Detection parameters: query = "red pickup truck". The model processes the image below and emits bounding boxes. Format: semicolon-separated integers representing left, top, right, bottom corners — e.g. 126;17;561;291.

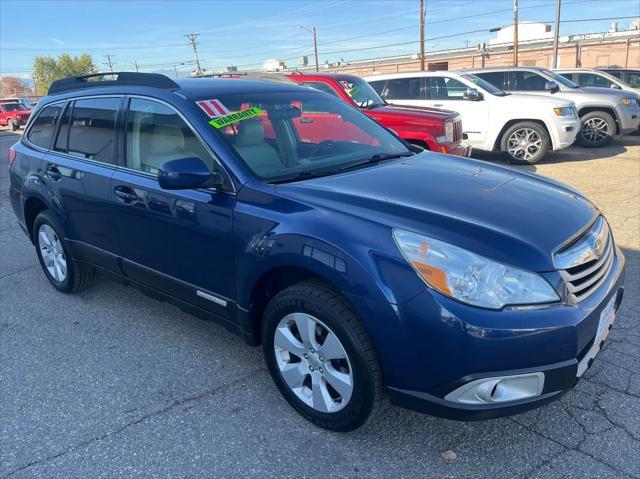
0;102;31;131
284;73;469;157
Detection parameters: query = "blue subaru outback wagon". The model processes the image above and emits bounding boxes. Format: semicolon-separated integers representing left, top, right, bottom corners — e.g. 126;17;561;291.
9;73;625;431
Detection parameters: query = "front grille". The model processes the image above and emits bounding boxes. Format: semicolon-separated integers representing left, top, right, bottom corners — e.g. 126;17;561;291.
452;118;463;143
556;217;615;303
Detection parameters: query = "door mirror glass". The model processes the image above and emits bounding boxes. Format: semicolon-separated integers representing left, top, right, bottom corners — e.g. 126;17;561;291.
158;157;223;190
545;80;560;93
463;88;482;101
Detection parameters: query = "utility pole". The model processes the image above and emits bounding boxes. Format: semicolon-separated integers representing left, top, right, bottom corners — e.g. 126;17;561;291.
103;54;115;73
185;33;203;76
551;0;562;68
300;26;319;72
513;0;519;66
174;65;179;79
131;61;139;72
419;0;425;71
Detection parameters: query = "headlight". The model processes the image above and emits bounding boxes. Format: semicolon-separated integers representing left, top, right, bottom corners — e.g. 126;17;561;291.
393;229;560;309
620;97;638;106
553;107;574;116
437;121;454;144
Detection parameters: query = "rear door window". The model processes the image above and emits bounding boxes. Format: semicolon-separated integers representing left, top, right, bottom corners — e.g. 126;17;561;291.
26;103;64;149
66;97;120;164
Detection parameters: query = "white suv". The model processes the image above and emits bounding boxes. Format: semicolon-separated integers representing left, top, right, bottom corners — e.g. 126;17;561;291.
365;71;580;164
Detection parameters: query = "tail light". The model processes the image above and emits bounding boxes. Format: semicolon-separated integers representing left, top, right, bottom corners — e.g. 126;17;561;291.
8;146;16;167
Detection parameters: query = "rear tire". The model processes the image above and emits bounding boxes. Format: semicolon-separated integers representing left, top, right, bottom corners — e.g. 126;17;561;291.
262;279;383;431
500;121;549;164
576;111;615;147
33;211;94;293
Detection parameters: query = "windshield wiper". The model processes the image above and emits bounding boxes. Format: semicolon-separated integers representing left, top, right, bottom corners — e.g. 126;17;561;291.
339;151;414;171
267;170;336;184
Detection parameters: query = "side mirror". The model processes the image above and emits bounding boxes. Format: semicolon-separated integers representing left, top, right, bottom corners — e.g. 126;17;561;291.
611;83;622;89
158;157;223;190
545;80;560;93
463;88;483;101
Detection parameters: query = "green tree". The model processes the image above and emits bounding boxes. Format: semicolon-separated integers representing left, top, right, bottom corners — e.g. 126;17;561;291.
33;53;96;95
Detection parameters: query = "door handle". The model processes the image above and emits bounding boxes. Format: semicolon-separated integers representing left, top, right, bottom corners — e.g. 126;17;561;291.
114;185;138;203
433;104;444;107
45;165;62;181
299;118;314;124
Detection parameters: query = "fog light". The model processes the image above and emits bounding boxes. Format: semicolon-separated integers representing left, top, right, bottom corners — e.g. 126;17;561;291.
444;372;545;405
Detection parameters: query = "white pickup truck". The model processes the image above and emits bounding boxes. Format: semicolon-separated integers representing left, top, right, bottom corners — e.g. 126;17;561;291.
365;71;580;164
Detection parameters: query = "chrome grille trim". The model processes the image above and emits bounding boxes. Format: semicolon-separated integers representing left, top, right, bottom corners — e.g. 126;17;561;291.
557;216;615;303
453;118;463;143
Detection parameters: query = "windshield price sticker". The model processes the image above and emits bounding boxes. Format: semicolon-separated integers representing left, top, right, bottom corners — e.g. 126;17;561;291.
208;107;265;129
197;99;232;118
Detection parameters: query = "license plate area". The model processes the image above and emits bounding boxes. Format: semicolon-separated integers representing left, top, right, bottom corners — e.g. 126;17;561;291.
576;293;617;377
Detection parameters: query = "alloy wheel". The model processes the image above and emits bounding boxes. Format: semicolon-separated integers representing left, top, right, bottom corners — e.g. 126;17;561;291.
507;128;542;161
580;117;610;144
38;224;67;282
273;312;353;413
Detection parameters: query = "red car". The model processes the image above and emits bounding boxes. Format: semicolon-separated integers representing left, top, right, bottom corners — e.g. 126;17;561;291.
0;102;31;131
284;72;470;157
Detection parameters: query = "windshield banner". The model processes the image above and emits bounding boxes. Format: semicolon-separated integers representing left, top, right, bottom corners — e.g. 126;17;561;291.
208;107;265;129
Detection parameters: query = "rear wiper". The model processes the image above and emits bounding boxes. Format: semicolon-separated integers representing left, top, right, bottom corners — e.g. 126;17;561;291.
339;151;414;171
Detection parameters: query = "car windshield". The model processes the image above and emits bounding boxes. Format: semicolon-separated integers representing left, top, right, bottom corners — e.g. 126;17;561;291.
204;91;410;182
461;74;508;96
337;77;386;108
542;69;580;88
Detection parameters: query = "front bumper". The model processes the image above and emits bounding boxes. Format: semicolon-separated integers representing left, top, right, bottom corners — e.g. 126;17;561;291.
617;104;640;135
347;247;625;421
443;142;472;157
550;117;580;150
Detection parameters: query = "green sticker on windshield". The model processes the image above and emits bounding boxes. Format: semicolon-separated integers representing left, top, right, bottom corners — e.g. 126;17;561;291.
208;107;264;129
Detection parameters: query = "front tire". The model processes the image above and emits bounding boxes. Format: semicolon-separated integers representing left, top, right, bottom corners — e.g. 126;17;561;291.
8;119;18;131
262;279;383;431
576;111;615;147
500;121;549;164
33;211;94;293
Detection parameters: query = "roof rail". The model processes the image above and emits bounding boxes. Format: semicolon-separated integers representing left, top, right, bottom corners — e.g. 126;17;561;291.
48;72;180;95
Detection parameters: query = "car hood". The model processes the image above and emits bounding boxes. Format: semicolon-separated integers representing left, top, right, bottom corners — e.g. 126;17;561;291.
568;86;635;99
369;104;458;120
277;154;596;271
502;92;575;107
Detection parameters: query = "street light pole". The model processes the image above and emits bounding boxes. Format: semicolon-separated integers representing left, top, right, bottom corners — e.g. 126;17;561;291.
300;26;319;72
552;0;562;68
513;0;519;66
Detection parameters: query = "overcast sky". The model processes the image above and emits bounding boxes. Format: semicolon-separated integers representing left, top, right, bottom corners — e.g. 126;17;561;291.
1;0;639;78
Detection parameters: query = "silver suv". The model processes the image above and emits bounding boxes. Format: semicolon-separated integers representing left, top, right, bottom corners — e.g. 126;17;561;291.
466;67;640;148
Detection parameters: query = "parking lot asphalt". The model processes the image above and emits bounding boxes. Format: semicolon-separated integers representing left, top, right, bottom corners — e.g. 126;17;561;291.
1;130;639;479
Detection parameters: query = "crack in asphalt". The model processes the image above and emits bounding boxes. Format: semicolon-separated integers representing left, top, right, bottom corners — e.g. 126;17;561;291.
0;264;38;280
515;385;639;479
1;368;267;478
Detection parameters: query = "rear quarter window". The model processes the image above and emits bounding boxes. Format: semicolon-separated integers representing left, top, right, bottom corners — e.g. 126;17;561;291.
26;104;64;149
